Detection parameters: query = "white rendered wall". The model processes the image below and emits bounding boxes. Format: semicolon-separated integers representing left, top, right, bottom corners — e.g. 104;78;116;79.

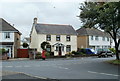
0;32;14;42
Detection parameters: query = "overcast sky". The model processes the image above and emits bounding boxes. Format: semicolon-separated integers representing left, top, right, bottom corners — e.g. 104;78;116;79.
0;0;86;39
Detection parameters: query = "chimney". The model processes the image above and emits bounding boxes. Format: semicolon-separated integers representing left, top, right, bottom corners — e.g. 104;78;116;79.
33;17;37;24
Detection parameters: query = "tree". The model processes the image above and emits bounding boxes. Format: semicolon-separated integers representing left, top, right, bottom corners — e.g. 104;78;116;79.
79;2;120;60
22;42;29;48
41;41;50;50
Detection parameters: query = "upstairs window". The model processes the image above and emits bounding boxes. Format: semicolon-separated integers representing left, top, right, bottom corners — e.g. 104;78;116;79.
91;36;94;40
95;36;99;41
46;35;51;41
56;35;60;41
66;35;70;41
102;37;105;41
107;37;109;41
4;32;10;39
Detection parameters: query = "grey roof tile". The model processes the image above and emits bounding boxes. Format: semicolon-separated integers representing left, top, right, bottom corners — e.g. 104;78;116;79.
76;27;110;37
0;18;21;34
35;23;77;35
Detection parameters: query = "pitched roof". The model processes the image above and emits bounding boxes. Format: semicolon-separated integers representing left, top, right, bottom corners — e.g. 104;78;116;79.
76;27;110;37
35;23;77;35
0;18;21;34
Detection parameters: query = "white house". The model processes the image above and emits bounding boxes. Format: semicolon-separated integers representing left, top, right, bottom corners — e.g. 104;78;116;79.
76;27;111;50
0;18;21;58
30;18;77;56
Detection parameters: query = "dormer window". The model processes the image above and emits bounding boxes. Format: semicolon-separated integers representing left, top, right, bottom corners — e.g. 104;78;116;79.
4;32;10;39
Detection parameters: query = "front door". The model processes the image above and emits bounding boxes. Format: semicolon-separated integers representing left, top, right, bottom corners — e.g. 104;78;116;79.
58;46;62;56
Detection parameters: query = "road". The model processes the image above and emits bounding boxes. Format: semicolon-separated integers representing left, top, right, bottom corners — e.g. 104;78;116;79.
2;56;120;80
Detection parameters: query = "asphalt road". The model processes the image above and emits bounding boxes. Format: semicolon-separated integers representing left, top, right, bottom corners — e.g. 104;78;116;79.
2;56;120;80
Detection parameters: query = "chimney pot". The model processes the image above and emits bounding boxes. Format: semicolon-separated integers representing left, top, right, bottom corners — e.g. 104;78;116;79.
34;17;37;24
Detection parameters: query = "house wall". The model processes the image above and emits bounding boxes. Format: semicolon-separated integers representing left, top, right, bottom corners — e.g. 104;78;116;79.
14;32;21;58
30;27;77;56
0;32;14;42
77;35;111;50
30;27;39;49
77;35;88;48
89;36;111;50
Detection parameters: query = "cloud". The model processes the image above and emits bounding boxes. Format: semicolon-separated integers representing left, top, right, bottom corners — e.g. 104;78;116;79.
1;1;84;39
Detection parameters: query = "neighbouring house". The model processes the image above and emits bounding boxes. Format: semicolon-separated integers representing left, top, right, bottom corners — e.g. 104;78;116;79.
76;27;111;50
0;18;21;58
30;18;77;56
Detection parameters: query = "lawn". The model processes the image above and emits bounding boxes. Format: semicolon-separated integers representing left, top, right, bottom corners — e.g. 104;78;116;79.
107;60;120;65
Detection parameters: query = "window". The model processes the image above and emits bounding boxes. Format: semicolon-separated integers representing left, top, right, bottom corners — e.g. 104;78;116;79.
56;46;58;51
56;35;60;41
91;36;94;40
107;37;109;41
66;45;71;52
102;37;105;41
46;35;51;41
46;45;51;52
4;32;10;39
95;36;99;40
66;35;70;41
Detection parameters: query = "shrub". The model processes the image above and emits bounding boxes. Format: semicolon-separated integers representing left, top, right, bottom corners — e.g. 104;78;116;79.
45;52;50;57
22;42;29;48
80;48;86;54
72;51;80;55
0;48;6;55
35;52;41;59
109;48;116;53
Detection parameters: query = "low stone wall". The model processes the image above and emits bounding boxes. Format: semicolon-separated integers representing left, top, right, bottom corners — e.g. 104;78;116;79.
0;54;7;60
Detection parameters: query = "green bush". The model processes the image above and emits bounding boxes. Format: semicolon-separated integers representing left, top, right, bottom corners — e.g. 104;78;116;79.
109;48;116;53
72;51;80;55
0;48;6;55
80;48;86;54
35;52;41;59
22;42;29;48
45;52;50;57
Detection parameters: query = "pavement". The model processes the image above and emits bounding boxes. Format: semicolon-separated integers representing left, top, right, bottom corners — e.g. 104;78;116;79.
2;71;59;81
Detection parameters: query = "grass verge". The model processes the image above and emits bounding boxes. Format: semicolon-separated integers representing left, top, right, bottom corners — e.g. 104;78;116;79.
106;60;120;65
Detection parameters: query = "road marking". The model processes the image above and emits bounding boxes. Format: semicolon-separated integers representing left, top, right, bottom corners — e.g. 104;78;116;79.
24;65;30;67
88;71;119;77
57;66;69;70
18;72;47;79
35;65;40;67
5;66;13;68
15;66;22;68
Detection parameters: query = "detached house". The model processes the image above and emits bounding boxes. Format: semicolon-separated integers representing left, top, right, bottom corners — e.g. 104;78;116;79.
76;27;111;50
30;18;77;56
0;18;21;58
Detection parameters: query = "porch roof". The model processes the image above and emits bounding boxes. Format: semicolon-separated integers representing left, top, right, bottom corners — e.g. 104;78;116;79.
52;43;65;47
